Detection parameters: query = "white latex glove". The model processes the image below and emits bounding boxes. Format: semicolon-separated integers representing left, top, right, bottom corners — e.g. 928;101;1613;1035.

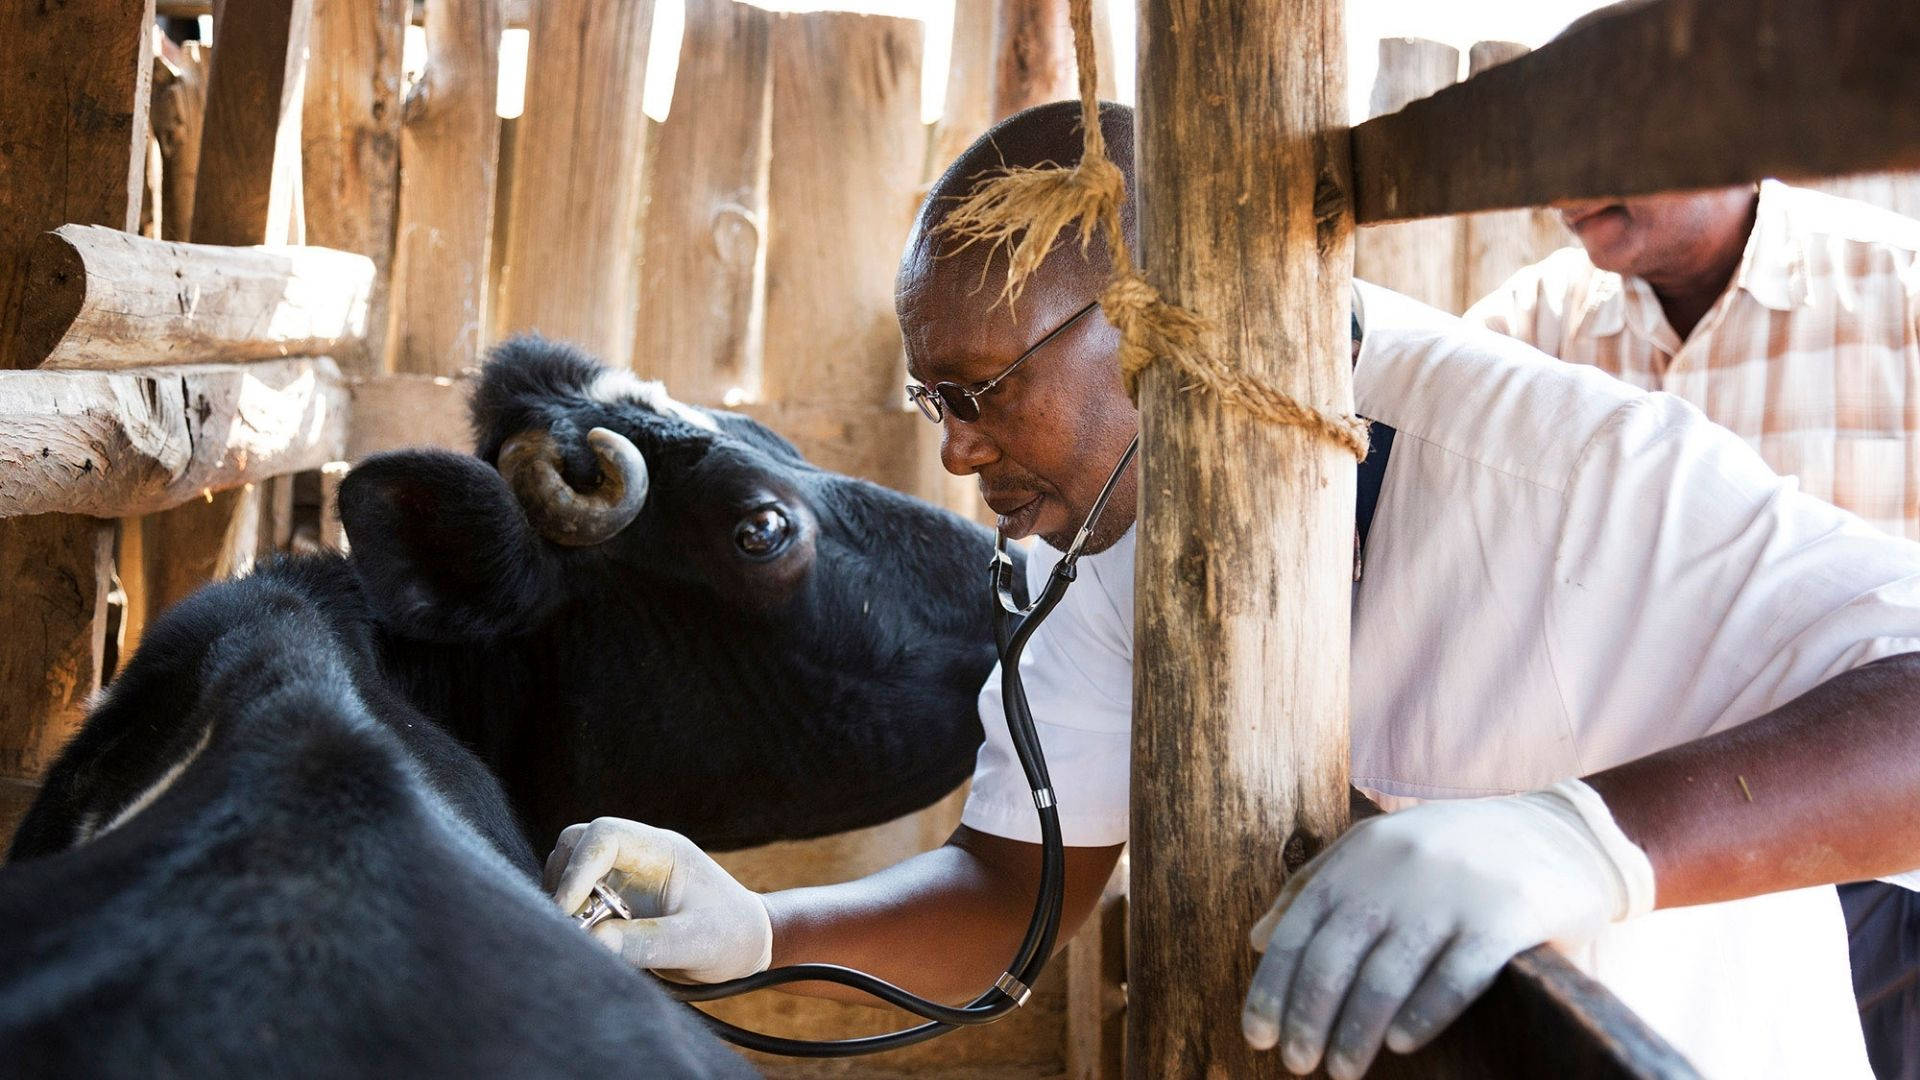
1241;779;1655;1080
546;817;773;984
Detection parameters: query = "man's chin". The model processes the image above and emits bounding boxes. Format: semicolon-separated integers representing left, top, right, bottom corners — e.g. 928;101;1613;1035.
1038;507;1134;556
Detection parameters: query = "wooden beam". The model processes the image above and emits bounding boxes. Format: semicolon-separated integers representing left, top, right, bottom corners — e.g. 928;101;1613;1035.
392;0;503;375
0;359;347;520
0;0;153;806
1130;0;1355;1073
991;0;1076;120
302;0;409;374
1352;0;1920;223
19;225;373;371
927;0;996;181
192;0;314;246
1353;38;1462;311
496;0;653;367
152;41;210;242
631;0;772;406
346;373;475;458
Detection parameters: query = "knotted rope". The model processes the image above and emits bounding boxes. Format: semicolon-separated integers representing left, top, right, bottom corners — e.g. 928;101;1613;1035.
938;0;1368;460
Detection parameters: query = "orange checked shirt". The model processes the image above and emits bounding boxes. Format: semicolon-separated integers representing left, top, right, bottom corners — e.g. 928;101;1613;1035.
1467;180;1920;539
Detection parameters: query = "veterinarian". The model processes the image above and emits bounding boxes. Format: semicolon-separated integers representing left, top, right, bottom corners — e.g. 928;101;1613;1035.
546;103;1920;1079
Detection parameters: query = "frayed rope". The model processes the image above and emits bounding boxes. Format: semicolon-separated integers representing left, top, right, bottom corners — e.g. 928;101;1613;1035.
937;0;1367;460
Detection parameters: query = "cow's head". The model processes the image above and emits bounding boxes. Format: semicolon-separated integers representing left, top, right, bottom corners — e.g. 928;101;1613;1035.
339;338;1003;849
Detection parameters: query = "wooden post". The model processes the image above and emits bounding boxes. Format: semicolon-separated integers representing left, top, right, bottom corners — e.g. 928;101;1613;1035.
928;0;996;181
496;0;653;367
1353;38;1462;311
152;40;209;242
140;0;314;623
302;0;408;374
0;0;153;845
631;0;773;406
1130;0;1355;1075
991;0;1076;119
392;0;503;375
752;11;932;496
1455;41;1571;311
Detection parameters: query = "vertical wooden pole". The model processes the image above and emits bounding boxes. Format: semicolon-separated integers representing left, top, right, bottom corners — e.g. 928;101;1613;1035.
928;0;996;180
991;0;1077;119
140;0;313;622
497;0;653;367
1353;37;1462;311
631;0;773;405
302;0;409;374
1455;41;1571;312
1130;0;1354;1075
152;41;209;243
392;0;503;375
0;0;152;843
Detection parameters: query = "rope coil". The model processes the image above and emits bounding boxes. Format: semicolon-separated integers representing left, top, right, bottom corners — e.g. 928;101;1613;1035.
939;0;1367;460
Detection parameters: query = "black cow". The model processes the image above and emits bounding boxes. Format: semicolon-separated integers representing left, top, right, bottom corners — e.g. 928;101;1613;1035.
0;338;1004;1074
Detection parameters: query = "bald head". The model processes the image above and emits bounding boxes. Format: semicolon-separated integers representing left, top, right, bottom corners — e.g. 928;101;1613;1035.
896;101;1142;554
899;101;1138;318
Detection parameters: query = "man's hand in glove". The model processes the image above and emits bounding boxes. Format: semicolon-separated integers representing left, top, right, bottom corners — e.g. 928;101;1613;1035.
1241;779;1656;1079
547;817;773;984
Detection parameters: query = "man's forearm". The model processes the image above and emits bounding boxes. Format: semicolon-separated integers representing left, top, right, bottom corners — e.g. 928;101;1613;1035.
1586;651;1920;909
762;828;1123;1007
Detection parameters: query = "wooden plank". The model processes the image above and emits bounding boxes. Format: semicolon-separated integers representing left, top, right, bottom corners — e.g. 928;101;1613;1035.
392;0;503;375
1065;859;1128;1080
631;0;772;406
0;359;348;520
0;516;113;779
496;0;653;367
346;373;475;458
927;0;996;181
0;0;155;370
1455;41;1572;311
20;225;374;370
152;40;210;242
302;0;408;374
1352;0;1920;223
1353;38;1462;311
762;11;923;412
1129;0;1356;1072
992;0;1076;119
192;0;314;246
0;0;154;802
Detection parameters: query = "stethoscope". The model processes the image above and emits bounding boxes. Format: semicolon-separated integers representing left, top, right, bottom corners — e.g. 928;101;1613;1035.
577;435;1141;1057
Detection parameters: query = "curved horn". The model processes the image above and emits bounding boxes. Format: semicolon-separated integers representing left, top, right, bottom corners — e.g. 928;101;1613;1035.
497;426;650;546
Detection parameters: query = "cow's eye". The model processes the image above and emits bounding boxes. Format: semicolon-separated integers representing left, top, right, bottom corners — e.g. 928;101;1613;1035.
733;507;793;559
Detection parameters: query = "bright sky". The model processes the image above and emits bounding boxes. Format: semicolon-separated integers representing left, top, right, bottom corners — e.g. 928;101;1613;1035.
480;1;1624;124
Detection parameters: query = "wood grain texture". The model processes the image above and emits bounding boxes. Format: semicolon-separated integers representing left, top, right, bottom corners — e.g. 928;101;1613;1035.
346;372;475;458
496;0;653;367
631;0;773;406
392;0;502;375
20;225;373;370
927;0;996;180
0;358;347;519
991;0;1075;119
1353;38;1462;311
0;0;155;370
1129;0;1356;1073
192;0;313;246
762;10;923;411
152;40;209;242
1352;0;1920;223
302;0;408;373
0;515;113;779
1454;41;1572;312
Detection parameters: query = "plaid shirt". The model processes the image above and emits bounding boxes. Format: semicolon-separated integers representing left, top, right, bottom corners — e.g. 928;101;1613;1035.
1467;181;1920;539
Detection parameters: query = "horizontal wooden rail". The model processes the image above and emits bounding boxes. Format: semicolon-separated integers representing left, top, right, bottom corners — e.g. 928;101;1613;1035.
19;225;373;371
0;358;346;519
1353;0;1920;223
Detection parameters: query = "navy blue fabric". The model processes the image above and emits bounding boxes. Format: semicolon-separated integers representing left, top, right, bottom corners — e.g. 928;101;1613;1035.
1355;421;1396;551
1843;880;1920;1080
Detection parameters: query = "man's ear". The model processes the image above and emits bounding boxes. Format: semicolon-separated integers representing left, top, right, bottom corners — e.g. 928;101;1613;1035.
337;450;563;642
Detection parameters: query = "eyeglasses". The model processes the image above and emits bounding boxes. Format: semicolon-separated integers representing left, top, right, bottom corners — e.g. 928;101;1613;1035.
907;299;1102;424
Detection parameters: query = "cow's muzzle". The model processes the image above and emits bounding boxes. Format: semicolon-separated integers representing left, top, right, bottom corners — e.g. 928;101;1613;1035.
498;426;650;546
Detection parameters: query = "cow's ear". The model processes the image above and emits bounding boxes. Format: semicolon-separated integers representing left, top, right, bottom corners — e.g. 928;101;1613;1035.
337;450;562;641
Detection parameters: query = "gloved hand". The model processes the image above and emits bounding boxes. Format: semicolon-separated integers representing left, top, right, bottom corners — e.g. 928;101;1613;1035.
1241;779;1656;1080
546;817;773;984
